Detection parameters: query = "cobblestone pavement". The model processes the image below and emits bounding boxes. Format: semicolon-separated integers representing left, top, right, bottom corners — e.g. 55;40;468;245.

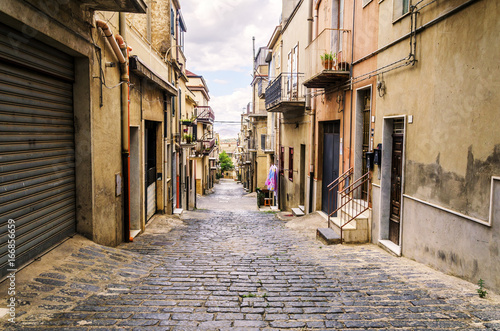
2;179;500;330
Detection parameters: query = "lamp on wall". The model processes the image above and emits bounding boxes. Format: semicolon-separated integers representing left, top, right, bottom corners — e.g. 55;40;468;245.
377;77;386;97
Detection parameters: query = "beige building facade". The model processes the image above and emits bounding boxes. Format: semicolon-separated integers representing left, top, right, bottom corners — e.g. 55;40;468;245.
371;0;500;291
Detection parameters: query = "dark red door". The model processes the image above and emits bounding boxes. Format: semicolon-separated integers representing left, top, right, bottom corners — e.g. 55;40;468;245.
389;134;403;244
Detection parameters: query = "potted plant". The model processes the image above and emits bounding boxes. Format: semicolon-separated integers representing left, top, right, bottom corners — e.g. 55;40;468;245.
183;133;192;144
321;52;337;70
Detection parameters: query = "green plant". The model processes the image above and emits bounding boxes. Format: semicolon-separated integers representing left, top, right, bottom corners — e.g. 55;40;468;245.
240;293;256;298
477;279;487;298
183;133;192;142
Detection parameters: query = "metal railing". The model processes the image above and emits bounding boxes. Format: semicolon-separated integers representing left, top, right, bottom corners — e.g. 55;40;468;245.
195;106;215;124
265;72;305;110
263;134;275;153
247;138;257;151
329;170;370;243
258;79;268;98
327;167;354;219
305;28;351;80
196;137;215;155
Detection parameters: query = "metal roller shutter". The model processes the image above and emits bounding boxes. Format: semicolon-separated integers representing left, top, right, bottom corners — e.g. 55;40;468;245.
0;23;75;278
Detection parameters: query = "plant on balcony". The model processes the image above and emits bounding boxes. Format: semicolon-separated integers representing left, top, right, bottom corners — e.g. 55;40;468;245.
183;133;192;144
180;118;192;125
321;52;337;70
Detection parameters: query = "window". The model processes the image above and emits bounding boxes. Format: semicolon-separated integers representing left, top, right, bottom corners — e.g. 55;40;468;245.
393;0;410;21
170;8;175;35
279;146;284;175
288;147;294;181
261;134;266;150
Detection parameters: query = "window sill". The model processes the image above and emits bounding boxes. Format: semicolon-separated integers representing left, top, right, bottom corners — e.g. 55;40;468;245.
392;11;411;24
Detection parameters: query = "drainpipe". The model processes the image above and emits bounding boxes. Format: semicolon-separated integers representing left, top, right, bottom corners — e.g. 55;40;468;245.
348;0;356;171
308;0;315;214
95;17;132;243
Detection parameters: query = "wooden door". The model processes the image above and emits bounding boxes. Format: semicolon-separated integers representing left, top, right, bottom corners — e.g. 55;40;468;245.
322;122;340;215
389;133;403;244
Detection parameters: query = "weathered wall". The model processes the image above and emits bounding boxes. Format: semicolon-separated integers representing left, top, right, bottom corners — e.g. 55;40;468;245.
92;12;125;246
374;0;500;291
376;0;500;220
280;113;310;211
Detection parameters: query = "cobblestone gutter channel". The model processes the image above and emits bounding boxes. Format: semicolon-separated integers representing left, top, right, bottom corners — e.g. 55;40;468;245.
1;180;500;330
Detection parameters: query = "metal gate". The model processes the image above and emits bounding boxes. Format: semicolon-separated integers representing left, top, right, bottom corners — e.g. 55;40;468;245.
0;23;75;278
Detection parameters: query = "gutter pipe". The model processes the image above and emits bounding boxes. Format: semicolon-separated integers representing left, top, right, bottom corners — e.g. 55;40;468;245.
308;0;315;213
95;17;133;242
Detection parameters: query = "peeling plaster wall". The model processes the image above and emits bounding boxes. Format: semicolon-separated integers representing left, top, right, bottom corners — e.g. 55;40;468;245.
374;0;500;291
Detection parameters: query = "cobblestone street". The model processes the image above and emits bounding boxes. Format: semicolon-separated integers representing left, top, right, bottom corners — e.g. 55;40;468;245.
2;179;500;330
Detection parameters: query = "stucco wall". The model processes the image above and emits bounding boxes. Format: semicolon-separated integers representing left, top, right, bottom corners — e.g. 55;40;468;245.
374;0;500;291
376;0;500;220
280;113;309;210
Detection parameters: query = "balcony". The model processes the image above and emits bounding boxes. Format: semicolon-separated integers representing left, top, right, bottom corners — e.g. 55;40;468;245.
263;134;275;154
265;73;306;113
304;28;351;88
196;106;215;124
240;152;252;165
80;0;146;13
258;79;268;98
247;138;257;152
196;138;216;155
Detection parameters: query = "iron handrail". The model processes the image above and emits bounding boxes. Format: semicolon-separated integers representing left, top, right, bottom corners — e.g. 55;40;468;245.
327;167;353;189
327;168;353;226
338;171;371;243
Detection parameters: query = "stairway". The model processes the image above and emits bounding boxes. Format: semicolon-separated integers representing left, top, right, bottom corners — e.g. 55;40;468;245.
316;168;371;244
331;199;370;243
292;205;305;217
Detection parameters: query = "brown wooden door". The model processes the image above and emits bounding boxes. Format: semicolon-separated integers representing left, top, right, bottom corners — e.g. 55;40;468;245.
389;134;403;244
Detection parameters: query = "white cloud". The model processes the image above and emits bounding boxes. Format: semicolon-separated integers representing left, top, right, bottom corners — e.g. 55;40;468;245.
180;1;281;138
211;86;252;138
182;0;281;72
213;79;229;85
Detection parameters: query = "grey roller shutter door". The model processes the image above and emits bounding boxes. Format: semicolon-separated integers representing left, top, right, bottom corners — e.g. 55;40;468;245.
0;23;75;279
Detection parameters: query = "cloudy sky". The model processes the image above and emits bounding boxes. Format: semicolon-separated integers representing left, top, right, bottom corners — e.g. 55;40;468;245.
181;0;282;139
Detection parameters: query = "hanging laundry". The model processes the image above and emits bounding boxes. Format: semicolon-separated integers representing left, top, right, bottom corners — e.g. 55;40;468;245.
265;165;277;191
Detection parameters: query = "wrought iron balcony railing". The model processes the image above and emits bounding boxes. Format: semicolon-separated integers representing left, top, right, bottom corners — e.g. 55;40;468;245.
265;72;305;111
304;28;351;88
195;106;215;124
257;79;268;98
263;134;275;153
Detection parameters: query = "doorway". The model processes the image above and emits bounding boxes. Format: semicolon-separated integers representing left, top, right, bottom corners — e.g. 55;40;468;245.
145;121;157;221
300;144;306;206
321;121;340;214
130;127;141;234
355;87;372;199
380;117;405;250
389;128;404;244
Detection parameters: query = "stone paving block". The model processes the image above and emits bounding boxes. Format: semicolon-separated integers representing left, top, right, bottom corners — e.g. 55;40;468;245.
3;180;500;330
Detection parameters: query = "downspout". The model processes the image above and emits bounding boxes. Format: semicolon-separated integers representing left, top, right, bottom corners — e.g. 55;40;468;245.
348;0;356;170
308;0;315;214
95;18;132;242
119;14;132;243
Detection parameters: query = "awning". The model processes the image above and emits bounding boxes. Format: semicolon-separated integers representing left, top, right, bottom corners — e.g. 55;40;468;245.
129;55;177;96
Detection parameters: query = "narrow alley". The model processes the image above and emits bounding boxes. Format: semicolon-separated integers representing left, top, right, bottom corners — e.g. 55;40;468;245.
1;179;499;330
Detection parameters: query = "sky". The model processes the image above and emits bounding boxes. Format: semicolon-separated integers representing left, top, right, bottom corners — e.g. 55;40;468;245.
181;0;282;139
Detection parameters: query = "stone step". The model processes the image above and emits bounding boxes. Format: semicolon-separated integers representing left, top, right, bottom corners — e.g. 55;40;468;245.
292;207;305;217
316;228;341;245
299;205;305;212
340;199;370;219
173;208;183;215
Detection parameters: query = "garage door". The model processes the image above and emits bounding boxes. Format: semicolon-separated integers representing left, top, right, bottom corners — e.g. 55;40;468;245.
0;23;76;279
